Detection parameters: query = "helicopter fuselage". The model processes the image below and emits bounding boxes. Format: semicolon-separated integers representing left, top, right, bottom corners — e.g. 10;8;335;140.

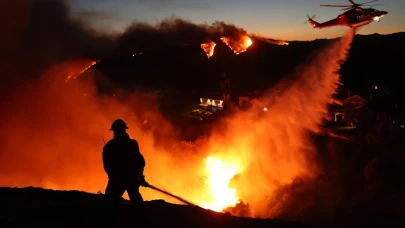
308;7;387;29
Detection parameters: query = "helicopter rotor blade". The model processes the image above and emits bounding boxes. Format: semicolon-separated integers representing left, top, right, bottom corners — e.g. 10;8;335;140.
342;7;352;10
348;0;380;5
362;4;384;6
318;0;380;8
317;4;352;7
357;0;380;5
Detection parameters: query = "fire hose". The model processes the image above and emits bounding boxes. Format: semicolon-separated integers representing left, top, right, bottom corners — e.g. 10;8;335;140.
143;183;198;207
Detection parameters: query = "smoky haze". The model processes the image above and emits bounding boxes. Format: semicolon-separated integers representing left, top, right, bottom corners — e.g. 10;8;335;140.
0;0;258;89
0;0;378;226
116;18;251;55
0;0;114;96
0;0;265;205
203;29;356;217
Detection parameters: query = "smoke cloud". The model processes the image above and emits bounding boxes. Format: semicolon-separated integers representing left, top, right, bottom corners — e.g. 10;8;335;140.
0;0;115;96
0;0;261;204
3;1;399;227
116;18;252;55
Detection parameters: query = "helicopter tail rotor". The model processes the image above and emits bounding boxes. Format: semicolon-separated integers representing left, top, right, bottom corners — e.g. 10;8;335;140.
304;14;316;24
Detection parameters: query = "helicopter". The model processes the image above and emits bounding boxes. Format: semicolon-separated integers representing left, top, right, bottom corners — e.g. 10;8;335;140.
306;0;388;29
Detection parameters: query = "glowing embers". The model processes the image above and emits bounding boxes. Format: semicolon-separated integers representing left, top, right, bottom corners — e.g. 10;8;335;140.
220;35;252;55
65;60;99;82
201;156;241;212
201;41;216;58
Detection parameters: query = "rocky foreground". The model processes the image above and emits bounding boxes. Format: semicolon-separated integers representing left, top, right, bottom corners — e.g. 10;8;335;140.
0;187;311;228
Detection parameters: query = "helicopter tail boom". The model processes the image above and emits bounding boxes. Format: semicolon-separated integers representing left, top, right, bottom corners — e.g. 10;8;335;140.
307;18;320;28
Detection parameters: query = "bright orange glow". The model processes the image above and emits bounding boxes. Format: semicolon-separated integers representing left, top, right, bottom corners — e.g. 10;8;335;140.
201;40;216;58
250;35;289;46
200;156;241;211
65;60;99;82
0;29;356;219
220;35;252;55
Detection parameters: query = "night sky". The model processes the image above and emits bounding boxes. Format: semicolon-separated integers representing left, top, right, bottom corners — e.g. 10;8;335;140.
68;0;404;41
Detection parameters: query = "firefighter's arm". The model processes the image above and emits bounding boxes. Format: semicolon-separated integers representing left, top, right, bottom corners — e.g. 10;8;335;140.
133;140;146;172
102;144;112;175
133;140;148;186
139;153;146;172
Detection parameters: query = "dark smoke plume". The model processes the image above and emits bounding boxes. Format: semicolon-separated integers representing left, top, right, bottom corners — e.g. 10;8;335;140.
116;18;250;55
0;0;261;206
0;0;255;93
0;0;115;96
116;17;211;54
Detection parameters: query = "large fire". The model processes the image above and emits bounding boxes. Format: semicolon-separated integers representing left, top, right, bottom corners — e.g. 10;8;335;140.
200;40;216;58
220;35;252;55
0;28;356;219
200;156;242;211
201;35;253;58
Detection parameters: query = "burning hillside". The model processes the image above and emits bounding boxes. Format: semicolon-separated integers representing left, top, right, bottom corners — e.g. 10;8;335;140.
201;40;216;58
0;28;356;224
118;19;280;60
220;35;253;55
64;60;99;82
0;20;355;214
2;0;405;227
0;2;295;215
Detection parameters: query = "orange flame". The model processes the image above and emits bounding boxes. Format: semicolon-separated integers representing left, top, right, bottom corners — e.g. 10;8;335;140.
269;40;289;45
65;60;99;82
200;41;216;58
200;156;242;211
220;35;252;55
198;29;356;215
0;29;356;220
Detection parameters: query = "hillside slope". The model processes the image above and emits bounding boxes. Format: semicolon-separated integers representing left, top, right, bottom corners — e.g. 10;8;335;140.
0;187;311;227
92;32;405;98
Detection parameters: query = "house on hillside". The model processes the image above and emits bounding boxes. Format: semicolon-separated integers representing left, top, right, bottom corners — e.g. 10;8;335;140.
237;94;274;112
344;95;374;126
332;94;374;125
249;98;268;111
181;96;224;122
238;96;251;109
199;97;224;109
332;93;377;129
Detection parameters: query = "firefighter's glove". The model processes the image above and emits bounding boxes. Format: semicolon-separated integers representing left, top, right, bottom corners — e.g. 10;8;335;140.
138;173;149;187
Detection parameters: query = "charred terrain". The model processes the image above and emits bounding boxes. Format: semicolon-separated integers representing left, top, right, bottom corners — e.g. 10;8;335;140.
0;187;312;227
1;0;405;228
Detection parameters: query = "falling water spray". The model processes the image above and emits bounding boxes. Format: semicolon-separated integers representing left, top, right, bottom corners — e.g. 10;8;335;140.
202;28;358;218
